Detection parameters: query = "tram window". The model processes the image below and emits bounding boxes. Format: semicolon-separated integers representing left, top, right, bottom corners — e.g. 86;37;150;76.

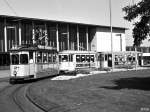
29;52;33;59
133;57;135;61
43;53;48;63
37;52;42;63
90;55;94;62
59;55;61;62
127;55;132;61
53;54;57;62
11;54;19;65
100;54;104;61
86;55;90;62
76;55;81;62
20;54;28;64
81;55;86;62
61;55;68;62
48;53;52;62
105;54;108;61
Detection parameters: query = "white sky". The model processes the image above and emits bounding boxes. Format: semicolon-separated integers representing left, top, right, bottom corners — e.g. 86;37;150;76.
0;0;129;27
0;0;148;46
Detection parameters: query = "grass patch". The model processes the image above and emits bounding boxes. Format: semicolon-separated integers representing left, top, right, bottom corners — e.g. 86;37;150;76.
27;69;150;112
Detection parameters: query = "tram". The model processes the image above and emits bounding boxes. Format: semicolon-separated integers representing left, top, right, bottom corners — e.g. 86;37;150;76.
58;50;98;74
9;45;58;83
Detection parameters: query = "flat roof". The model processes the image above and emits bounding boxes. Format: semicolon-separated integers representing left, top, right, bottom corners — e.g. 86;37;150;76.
0;15;127;30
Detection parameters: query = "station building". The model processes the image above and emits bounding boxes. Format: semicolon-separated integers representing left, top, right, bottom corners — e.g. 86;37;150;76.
0;15;128;69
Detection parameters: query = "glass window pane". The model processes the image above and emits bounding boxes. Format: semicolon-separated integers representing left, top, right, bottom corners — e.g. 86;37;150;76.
37;52;42;63
76;55;81;62
11;54;19;65
20;54;28;64
81;55;85;62
90;55;94;62
86;55;90;62
43;53;48;63
61;55;68;62
53;54;57;62
48;53;52;62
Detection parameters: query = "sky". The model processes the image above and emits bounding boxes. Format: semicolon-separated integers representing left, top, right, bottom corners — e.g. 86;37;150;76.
0;0;131;27
0;0;148;46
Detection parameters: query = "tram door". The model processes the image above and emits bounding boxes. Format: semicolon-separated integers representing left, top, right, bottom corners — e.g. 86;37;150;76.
29;51;35;76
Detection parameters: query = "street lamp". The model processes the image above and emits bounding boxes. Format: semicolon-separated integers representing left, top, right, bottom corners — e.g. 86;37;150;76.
109;0;114;71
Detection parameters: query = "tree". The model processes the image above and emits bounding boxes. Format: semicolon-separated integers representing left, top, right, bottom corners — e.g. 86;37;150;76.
123;0;150;46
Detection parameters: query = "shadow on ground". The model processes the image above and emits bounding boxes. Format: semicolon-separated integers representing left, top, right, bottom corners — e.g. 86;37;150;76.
101;77;150;91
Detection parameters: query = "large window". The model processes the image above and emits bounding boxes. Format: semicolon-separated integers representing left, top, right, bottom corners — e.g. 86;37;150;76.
0;18;4;52
59;24;68;51
11;54;19;65
21;21;32;45
69;25;77;50
20;54;28;64
79;26;86;50
47;23;57;47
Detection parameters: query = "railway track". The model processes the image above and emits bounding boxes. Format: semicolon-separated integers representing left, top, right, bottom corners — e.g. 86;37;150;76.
0;80;47;112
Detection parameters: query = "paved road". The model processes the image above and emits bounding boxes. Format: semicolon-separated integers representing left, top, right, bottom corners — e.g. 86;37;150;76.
0;79;45;112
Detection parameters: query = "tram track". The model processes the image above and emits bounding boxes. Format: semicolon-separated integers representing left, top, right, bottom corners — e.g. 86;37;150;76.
0;79;47;112
12;83;45;112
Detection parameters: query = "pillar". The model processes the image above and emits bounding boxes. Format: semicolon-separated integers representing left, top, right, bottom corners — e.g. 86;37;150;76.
56;24;59;51
77;25;79;51
4;19;7;52
67;24;69;50
86;27;89;51
19;21;21;45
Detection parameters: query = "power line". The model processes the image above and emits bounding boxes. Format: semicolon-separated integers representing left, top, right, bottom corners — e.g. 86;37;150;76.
3;0;18;16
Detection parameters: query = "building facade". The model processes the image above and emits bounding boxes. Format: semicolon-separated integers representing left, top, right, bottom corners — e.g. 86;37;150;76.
0;15;126;69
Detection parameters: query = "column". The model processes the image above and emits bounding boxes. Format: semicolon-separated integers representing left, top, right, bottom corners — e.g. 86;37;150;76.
86;27;89;51
44;23;48;46
67;24;69;50
4;19;7;52
120;34;122;51
56;24;59;51
19;21;21;45
77;25;79;51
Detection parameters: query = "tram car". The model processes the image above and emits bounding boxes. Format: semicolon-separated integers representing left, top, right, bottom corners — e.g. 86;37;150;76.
58;50;99;74
9;45;58;83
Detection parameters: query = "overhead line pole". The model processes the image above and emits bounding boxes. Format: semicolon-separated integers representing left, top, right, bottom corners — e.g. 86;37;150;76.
109;0;114;71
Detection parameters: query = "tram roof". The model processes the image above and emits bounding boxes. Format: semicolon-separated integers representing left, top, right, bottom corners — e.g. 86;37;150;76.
59;50;97;54
98;51;142;55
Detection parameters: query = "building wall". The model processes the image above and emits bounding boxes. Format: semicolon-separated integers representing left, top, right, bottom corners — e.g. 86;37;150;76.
0;16;126;53
91;27;126;52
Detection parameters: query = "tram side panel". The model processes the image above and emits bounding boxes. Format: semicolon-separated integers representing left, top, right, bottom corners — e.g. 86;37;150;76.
10;64;30;78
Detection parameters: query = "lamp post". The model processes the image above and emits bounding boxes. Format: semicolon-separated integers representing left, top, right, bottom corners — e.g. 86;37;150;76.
109;0;114;71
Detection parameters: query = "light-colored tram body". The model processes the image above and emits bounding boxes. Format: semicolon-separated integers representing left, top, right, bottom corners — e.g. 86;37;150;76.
58;50;99;73
9;45;58;83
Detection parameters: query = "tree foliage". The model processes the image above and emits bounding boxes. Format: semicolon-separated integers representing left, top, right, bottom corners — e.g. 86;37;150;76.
123;0;150;46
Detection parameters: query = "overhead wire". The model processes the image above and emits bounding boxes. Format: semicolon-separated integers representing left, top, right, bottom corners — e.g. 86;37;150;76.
3;0;18;16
